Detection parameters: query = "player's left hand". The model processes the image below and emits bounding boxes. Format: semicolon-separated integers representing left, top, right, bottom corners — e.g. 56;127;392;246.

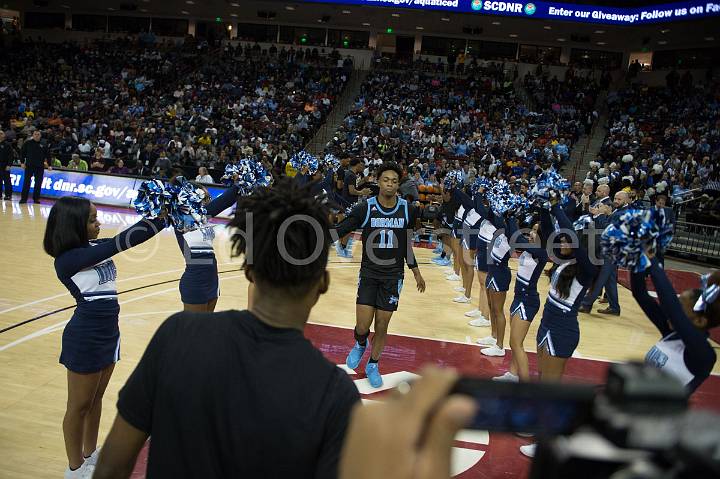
414;270;426;293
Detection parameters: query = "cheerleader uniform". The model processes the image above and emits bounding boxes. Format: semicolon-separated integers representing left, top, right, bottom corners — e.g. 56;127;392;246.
176;185;239;305
56;217;166;373
452;189;482;252
631;258;716;393
453;190;496;272
486;214;512;292
505;215;548;322
536;204;598;358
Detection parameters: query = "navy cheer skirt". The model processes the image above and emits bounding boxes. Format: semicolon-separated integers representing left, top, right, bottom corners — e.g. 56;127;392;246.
60;300;121;374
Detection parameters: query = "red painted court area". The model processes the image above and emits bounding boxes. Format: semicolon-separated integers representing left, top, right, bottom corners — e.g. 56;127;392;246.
130;322;720;479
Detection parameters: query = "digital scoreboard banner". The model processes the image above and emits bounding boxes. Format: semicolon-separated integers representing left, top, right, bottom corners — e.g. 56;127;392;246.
9;167;234;218
297;0;720;24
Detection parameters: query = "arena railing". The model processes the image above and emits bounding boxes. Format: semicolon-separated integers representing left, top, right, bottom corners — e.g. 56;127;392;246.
667;219;720;261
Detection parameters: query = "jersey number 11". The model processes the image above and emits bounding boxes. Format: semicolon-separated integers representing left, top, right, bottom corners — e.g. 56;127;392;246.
379;229;395;249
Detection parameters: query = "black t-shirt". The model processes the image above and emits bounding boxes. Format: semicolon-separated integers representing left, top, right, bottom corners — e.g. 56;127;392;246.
336;196;418;279
342;169;359;203
117;310;360;479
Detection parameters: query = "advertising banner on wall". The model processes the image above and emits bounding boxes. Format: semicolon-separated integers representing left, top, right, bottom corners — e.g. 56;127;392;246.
295;0;720;25
9;167;234;218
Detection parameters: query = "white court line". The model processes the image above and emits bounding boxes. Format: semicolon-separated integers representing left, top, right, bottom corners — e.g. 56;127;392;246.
0;265;363;353
0;267;186;316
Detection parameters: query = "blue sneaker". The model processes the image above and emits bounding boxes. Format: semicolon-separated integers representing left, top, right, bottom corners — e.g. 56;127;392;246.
335;241;345;257
435;258;451;266
346;341;368;369
365;362;383;388
433;245;443;254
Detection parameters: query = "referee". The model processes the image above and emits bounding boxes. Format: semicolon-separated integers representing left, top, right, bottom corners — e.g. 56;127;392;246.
19;130;50;204
0;131;12;200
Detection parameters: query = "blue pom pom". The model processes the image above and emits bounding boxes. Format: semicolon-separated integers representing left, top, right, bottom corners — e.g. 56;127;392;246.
134;177;207;233
322;154;341;173
485;180;528;216
529;168;570;203
289;150;319;175
167;177;208;233
470;176;492;197
222;159;273;195
134;179;170;219
601;208;674;272
443;170;464;191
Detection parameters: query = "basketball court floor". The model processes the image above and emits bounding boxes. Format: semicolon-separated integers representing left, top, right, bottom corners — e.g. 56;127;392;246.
1;200;718;478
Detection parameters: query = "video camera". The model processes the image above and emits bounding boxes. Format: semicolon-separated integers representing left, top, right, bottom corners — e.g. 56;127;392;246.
452;363;720;478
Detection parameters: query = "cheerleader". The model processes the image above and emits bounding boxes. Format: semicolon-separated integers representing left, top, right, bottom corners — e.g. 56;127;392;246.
631;259;718;393
43;197;165;478
520;201;599;458
175;183;240;313
477;209;512;357
451;188;490;325
452;188;478;305
493;213;549;382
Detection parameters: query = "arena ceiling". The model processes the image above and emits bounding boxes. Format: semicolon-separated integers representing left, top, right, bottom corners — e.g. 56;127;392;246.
5;0;719;51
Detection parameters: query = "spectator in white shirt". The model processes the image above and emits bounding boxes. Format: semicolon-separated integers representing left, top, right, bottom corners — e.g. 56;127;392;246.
195;167;214;184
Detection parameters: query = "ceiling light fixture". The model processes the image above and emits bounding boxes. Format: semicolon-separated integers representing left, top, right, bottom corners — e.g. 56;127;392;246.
596;41;606;45
509;33;518;37
181;10;189;14
660;28;670;33
285;6;296;11
543;25;551;30
705;36;715;41
362;22;370;26
416;26;424;30
658;40;668;44
392;13;400;17
441;17;450;21
492;21;501;25
594;30;605;34
342;10;351;14
556;38;566;42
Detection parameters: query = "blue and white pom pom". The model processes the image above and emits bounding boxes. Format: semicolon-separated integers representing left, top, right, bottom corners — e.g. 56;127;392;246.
470;176;492;197
134;177;207;233
443;170;464;191
222;159;273;196
601;208;674;272
530;168;570;202
322;153;341;173
167;177;208;233
134;179;170;219
486;180;528;216
290;150;319;175
573;214;594;231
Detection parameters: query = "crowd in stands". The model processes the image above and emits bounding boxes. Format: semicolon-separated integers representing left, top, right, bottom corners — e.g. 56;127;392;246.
588;78;720;225
0;37;349;181
323;66;600;196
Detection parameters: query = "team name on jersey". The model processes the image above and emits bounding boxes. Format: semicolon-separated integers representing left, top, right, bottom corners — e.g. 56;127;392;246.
200;226;215;242
94;261;117;285
370;217;406;228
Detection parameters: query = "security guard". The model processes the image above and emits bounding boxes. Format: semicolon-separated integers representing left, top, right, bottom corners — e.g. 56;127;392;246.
19;130;50;204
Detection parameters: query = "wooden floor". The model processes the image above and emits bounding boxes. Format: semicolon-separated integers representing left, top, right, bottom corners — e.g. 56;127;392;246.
1;199;718;478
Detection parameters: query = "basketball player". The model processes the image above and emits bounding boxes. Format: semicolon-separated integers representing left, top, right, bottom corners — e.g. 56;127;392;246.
335;162;426;388
175;183;239;313
43;197;166;478
632;260;718;393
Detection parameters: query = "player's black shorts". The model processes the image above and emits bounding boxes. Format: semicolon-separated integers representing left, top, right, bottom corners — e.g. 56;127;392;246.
357;275;404;312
